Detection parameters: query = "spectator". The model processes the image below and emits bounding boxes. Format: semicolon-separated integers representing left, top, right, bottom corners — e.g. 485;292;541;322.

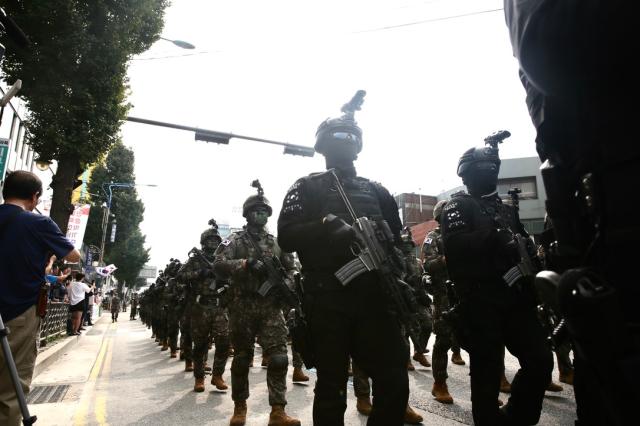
0;171;80;426
110;293;121;322
67;272;94;335
83;280;95;326
45;255;70;301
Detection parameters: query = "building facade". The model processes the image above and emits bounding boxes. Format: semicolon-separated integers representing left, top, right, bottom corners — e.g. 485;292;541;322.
394;192;438;227
0;83;55;206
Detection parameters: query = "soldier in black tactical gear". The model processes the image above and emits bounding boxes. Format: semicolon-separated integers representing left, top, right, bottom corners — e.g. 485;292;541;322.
441;132;553;425
278;91;411;426
505;4;640;425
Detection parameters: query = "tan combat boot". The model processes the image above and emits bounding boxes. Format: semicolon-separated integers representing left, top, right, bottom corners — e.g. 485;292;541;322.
185;360;194;372
161;340;169;351
292;367;309;382
451;352;466;365
404;405;423;424
229;401;247;426
193;377;205;392
170;350;177;358
500;373;512;393
268;405;301;426
547;381;564;392
413;352;431;367
356;397;372;416
211;375;228;390
407;359;415;371
431;379;454;404
559;370;574;386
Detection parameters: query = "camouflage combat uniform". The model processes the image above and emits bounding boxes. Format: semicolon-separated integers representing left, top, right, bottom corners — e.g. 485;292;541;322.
214;227;294;407
403;251;432;356
423;226;460;381
179;250;230;380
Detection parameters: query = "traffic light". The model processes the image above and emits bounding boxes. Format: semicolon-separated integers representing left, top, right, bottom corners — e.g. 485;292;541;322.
195;131;230;145
283;145;315;157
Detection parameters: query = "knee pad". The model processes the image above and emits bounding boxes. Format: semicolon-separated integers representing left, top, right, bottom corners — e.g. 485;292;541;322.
267;353;288;371
231;352;252;373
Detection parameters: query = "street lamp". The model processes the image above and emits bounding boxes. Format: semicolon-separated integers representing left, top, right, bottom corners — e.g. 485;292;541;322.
98;182;157;265
159;37;196;50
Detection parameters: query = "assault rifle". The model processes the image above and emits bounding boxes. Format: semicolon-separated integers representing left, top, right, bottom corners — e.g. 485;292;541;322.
187;247;228;304
287;272;315;368
241;234;299;309
329;170;422;345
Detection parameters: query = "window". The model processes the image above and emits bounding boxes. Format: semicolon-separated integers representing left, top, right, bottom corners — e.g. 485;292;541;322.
20;128;28;161
0;108;15;141
14;122;23;155
498;176;537;200
522;219;545;236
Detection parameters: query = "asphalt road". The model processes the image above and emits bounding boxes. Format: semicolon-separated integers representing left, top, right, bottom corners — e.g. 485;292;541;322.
28;314;577;425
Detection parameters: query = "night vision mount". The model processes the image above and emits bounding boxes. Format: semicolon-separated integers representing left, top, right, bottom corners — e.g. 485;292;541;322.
484;130;511;149
340;90;367;122
251;179;264;196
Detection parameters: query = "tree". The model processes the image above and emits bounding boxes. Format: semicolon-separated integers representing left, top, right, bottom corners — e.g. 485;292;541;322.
0;0;168;232
83;142;149;291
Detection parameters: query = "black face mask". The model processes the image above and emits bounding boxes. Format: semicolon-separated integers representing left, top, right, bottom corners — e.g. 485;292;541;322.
464;169;498;196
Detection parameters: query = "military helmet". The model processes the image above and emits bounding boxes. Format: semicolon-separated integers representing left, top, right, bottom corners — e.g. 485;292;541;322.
201;219;222;244
314;117;363;156
433;200;447;221
456;145;501;177
242;179;272;217
314;90;366;156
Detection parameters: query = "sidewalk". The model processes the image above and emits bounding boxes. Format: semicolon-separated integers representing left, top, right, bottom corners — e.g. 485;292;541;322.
27;313;111;423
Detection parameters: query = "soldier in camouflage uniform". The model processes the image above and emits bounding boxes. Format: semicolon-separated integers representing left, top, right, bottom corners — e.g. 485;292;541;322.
399;227;433;370
151;275;167;347
214;181;300;426
178;220;230;392
422;200;465;404
163;259;183;358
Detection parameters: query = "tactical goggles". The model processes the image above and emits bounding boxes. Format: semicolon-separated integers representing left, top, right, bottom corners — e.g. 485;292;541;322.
331;132;360;142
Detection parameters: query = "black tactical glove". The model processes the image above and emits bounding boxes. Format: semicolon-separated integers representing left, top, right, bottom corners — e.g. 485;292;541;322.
323;214;355;249
246;258;267;276
494;228;520;263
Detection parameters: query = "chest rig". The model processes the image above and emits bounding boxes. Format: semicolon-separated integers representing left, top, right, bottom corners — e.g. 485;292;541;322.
320;175;384;224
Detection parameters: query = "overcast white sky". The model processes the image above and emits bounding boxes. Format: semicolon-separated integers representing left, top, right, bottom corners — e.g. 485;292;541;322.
121;0;537;268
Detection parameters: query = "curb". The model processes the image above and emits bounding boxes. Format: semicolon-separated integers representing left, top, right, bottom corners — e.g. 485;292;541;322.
33;313;109;379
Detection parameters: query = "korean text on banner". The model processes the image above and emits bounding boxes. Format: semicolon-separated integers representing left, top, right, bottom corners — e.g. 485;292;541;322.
66;204;91;249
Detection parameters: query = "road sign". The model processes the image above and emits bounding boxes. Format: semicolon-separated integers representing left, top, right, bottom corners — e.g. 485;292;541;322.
0;138;10;181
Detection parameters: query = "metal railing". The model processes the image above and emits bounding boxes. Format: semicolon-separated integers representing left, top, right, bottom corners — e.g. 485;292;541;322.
39;301;69;347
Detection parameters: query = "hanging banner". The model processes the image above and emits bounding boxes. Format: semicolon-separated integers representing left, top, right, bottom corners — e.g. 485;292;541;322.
66;204;91;249
110;221;117;243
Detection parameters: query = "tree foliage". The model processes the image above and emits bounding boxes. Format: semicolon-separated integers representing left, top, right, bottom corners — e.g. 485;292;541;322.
83;141;149;289
0;0;168;231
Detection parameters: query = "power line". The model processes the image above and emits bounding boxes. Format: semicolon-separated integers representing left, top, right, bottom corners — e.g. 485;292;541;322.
353;7;504;34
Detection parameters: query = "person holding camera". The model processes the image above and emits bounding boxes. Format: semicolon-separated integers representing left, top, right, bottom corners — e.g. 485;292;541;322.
0;171;80;426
